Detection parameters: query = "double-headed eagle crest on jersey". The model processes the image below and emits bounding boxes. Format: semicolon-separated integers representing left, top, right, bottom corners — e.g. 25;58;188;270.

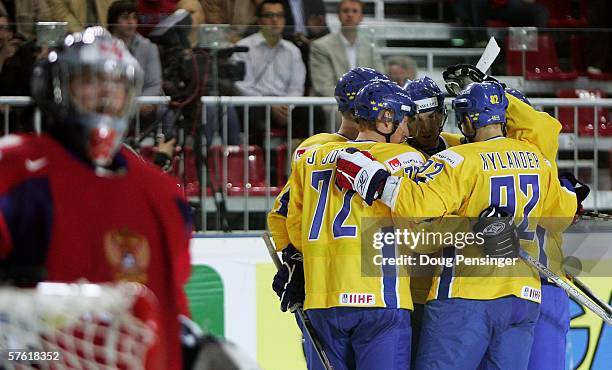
104;228;150;283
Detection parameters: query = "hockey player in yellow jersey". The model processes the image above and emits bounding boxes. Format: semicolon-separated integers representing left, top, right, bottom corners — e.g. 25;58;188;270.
268;67;388;257
285;80;425;370
401;75;571;370
442;64;590;370
335;81;578;370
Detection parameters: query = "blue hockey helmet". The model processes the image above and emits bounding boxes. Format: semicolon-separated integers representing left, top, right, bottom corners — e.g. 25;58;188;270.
403;76;446;115
453;81;508;138
354;80;417;123
334;67;388;113
403;76;448;148
505;87;531;106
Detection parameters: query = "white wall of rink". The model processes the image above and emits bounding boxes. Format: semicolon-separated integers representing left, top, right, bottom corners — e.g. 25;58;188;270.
189;234;612;370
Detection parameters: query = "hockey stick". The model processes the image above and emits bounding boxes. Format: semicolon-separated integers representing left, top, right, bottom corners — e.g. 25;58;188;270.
262;232;334;370
568;274;612;316
475;36;501;74
444;37;501;96
582;210;612;222
518;250;612;325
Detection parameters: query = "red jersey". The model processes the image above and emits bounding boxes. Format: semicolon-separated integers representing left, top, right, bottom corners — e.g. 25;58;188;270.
0;133;192;370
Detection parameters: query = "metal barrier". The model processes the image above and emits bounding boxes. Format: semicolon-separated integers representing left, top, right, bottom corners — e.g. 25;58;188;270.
2;95;612;230
378;47;485;74
0;96;170;136
200;96;337;231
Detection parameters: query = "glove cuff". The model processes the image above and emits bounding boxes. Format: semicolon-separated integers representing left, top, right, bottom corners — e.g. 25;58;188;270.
354;161;387;202
380;176;402;209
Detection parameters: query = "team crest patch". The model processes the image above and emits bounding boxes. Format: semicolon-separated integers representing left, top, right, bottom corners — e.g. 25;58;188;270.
384;152;424;173
294;148;307;160
339;293;376;305
104;228;151;283
294;145;317;161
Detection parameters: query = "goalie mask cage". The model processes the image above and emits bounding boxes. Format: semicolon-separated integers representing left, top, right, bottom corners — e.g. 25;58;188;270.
0;282;160;370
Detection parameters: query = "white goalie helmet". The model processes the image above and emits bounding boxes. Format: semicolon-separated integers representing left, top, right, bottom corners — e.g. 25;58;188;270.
32;27;143;167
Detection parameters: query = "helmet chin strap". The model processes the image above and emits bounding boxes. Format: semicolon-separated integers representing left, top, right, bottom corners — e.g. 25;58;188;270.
375;121;399;143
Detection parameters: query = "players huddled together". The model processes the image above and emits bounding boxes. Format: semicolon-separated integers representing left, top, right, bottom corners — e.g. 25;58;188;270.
269;65;590;369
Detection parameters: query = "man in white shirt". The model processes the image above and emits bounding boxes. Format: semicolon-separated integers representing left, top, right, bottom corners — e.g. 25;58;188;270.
233;0;306;125
309;0;383;97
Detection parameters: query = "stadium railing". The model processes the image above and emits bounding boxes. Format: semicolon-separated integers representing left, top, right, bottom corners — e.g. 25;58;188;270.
2;95;612;231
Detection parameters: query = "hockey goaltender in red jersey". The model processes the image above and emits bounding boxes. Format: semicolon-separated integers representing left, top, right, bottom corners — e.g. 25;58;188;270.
0;28;192;370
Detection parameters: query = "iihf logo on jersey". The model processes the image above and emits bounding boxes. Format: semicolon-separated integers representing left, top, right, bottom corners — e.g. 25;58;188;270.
339;293;375;305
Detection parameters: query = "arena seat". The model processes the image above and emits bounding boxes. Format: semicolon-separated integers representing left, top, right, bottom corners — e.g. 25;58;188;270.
506;34;578;80
537;0;588;28
556;89;612;136
208;145;280;196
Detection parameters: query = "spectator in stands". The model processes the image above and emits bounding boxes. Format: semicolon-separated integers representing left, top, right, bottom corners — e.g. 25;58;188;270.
137;0;178;35
0;0;11;23
282;0;328;43
309;0;383;97
453;0;549;46
177;0;206;47
47;0;115;33
108;0;163;118
201;0;260;25
232;0;307;143
0;12;16;74
14;0;52;41
386;55;417;86
0;8;45;132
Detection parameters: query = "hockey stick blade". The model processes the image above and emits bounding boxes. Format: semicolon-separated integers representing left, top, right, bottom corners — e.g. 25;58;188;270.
476;37;501;74
262;232;335;370
568;273;612;316
519;250;612;325
582;211;612;222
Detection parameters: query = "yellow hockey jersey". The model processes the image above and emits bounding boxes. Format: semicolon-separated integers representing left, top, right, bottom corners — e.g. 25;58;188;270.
506;92;576;278
268;133;350;251
386;137;576;303
287;141;425;310
409;92;569;303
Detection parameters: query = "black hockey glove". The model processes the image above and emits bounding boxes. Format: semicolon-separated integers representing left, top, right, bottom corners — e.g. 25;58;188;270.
272;244;305;312
474;206;520;259
559;172;591;219
443;64;505;96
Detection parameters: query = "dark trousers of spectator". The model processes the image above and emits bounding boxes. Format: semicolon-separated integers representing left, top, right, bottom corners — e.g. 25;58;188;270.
238;106;324;148
454;0;549;45
204;105;241;146
587;0;612;72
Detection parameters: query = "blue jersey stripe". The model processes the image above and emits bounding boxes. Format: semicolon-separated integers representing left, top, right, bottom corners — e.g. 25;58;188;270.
381;226;398;308
436;247;456;300
0;178;53;283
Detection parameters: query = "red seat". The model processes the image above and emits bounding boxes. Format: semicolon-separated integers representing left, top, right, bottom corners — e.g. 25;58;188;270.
486;20;510;28
506;34;579;80
208;145;280;196
556;89;612;136
537;0;588;28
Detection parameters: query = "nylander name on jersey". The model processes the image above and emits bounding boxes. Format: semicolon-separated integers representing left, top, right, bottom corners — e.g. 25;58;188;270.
480;150;541;172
